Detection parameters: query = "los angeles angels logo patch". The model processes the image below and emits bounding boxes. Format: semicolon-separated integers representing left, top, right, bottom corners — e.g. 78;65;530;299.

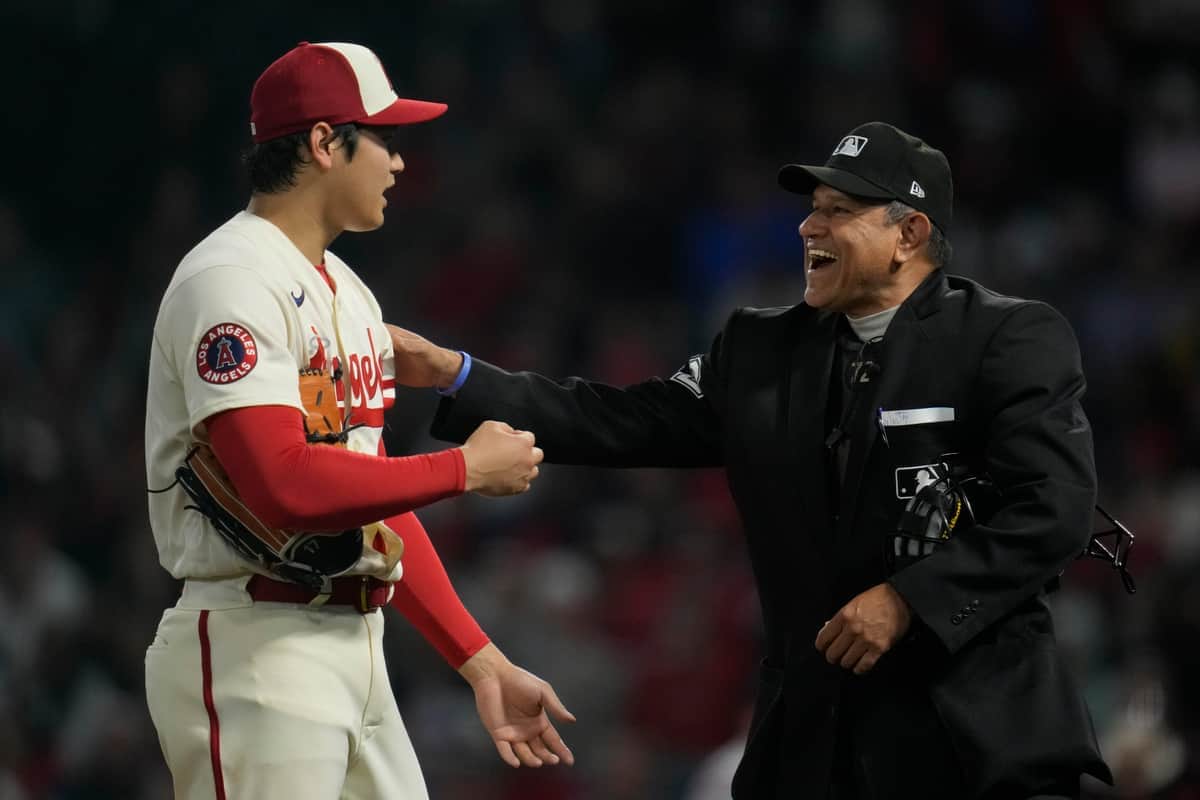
196;323;258;384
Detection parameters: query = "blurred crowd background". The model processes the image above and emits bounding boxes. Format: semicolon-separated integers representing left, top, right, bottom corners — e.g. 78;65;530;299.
2;0;1199;798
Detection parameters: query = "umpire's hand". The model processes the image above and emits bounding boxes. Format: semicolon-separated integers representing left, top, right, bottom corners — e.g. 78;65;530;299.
815;583;912;675
385;323;462;389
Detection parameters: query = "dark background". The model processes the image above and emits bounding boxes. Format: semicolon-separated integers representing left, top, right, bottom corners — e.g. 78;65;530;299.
1;1;1198;798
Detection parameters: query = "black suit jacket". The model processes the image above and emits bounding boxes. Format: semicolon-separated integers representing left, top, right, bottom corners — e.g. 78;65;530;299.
431;271;1112;799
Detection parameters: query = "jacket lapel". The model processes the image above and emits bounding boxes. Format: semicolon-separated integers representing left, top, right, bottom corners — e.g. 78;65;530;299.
786;310;838;553
836;271;947;540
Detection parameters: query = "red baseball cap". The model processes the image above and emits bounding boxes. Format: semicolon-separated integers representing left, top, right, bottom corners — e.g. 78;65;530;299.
250;41;447;143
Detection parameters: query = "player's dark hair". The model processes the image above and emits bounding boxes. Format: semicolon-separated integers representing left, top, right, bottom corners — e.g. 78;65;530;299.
885;200;953;268
242;123;361;194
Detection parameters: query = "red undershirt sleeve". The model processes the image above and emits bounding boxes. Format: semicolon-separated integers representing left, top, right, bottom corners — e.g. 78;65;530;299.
206;404;465;530
207;404;488;668
384;512;490;667
373;435;490;667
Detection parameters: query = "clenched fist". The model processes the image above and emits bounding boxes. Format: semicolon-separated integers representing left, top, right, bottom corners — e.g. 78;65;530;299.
461;421;544;496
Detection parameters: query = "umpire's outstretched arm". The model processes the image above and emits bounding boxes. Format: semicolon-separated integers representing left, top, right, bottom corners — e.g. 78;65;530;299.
430;321;739;469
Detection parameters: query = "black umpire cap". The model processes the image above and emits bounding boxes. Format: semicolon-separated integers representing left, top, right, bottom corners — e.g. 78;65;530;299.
779;121;953;232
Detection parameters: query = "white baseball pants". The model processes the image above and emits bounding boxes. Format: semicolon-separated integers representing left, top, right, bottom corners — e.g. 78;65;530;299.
145;578;428;800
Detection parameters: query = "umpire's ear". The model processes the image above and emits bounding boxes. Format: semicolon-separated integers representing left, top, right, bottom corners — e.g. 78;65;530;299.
892;210;933;270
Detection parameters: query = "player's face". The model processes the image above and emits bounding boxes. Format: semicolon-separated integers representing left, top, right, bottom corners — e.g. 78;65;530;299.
332;126;404;232
798;185;903;316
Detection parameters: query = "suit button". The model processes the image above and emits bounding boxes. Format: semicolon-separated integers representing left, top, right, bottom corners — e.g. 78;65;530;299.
951;614;963;625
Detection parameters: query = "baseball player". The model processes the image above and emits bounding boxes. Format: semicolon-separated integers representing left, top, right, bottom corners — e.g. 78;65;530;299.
144;41;573;800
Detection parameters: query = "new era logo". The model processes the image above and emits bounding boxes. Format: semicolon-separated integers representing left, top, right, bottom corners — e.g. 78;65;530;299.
910;181;926;198
831;135;868;157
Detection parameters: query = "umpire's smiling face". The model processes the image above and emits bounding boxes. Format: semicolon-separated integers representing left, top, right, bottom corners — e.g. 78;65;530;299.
799;185;907;316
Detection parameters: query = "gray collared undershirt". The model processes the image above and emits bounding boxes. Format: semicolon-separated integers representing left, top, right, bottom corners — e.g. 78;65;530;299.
846;304;900;342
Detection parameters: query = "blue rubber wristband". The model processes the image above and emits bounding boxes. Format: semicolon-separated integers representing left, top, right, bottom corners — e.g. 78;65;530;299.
437;351;472;396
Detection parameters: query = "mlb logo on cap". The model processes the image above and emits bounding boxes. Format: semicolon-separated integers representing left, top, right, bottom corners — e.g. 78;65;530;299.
778;121;954;232
831;135;868;157
250;42;447;143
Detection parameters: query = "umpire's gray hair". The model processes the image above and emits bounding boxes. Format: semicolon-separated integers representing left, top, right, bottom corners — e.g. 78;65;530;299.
884;201;953;268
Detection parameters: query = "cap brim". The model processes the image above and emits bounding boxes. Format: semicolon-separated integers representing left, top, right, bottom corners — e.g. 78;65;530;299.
360;97;448;126
778;164;896;200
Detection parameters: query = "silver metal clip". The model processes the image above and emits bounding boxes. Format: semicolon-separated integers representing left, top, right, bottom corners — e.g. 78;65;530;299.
308;575;333;608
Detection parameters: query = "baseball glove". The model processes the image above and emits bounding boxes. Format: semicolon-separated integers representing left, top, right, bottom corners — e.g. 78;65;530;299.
174;368;366;590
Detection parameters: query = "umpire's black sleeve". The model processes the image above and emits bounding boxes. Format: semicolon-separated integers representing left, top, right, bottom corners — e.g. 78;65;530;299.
430;321;733;468
888;302;1097;654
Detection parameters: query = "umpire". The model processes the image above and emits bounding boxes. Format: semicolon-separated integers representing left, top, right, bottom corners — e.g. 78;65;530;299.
396;121;1113;799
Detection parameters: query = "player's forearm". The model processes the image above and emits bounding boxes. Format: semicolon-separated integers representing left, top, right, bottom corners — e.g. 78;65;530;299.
207;405;466;530
385;513;490;668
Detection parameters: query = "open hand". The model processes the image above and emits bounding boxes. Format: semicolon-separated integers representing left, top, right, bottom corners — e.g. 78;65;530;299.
384;323;462;389
459;643;576;768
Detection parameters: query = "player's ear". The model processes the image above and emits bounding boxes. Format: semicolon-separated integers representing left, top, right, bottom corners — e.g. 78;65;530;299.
306;122;338;171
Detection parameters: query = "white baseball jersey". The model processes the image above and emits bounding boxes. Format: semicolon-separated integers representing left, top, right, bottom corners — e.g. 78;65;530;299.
144;210;400;580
